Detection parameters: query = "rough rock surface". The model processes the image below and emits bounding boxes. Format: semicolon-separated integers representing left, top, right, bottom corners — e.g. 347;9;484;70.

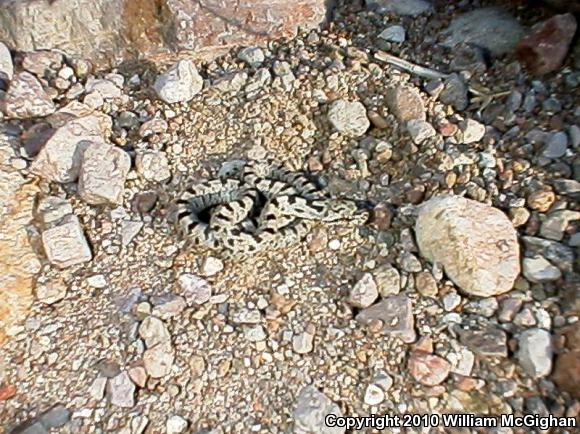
415;195;520;297
516;14;577;75
517;328;553;378
154;60;203;104
327;100;370;137
41;215;92;268
292;386;345;434
2;72;55;119
0;0;330;69
356;294;416;343
30;114;112;183
78;141;131;205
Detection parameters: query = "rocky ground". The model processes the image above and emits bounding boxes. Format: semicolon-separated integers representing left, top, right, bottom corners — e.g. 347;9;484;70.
0;0;579;433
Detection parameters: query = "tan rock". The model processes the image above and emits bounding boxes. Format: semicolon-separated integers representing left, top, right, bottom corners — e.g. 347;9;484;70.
415;195;520;297
2;71;55;119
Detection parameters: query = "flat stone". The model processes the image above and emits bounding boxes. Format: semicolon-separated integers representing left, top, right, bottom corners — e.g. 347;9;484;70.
328;100;370;137
293;386;345;434
151;296;186;320
463;297;498;318
378;25;406;43
348;273;379;308
440;7;525;56
177;274;212;305
522;256;561;282
38;405;71;428
521;236;574;272
385;86;425;122
2;71;55;119
36;196;73;224
373;264;400;297
516;13;577;75
30;114;112;183
408;351;451;386
244;325;267;342
407;119;436;144
41;215;92;268
542;132;568;159
88;376;107;400
356;294;416;343
128;365;147;388
78;141;131;205
292;331;315;354
154;60;203;104
517;328;553;378
0;42;13;81
85;78;122;99
540;210;580;241
456;323;508;358
107;371;135;408
120;220;143;246
415;195;520;297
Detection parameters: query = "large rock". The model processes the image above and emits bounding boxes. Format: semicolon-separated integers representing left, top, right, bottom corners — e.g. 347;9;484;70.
0;135;40;345
327;100;370;137
0;42;13;81
440;7;525;57
30;114;112;183
78;141;131;205
517;328;553;378
41;215;92;268
2;71;55;119
415;195;520;297
516;14;577;75
0;0;330;69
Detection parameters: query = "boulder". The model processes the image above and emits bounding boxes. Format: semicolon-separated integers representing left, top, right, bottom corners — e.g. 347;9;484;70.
415;195;520;297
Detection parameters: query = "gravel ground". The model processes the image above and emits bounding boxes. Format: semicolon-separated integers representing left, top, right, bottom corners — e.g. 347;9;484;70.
0;1;579;433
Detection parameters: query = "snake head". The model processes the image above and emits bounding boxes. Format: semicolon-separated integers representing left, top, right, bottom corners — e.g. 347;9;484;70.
322;199;371;224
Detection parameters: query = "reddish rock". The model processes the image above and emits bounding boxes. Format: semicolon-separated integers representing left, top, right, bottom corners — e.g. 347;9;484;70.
516;14;578;75
0;0;330;69
552;351;580;397
0;383;17;401
408;351;451;386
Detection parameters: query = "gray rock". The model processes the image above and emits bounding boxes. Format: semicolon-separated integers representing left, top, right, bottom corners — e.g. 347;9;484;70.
293;386;345;434
244;325;267;342
348;273;378;308
231;308;262;325
542;132;568;158
456;323;508;357
406;119;436;144
397;251;422;272
328;100;370;137
517;328;553;378
356;294;416;343
178;274;212;305
522;256;562;282
521;236;574;272
540;210;580;241
368;0;433;16
41;215;92;268
237;46;265;67
213;72;248;93
440;7;525;56
200;256;224;277
116;111;140;129
151;296;186;320
464;297;498;318
139;316;171;348
143;343;174;378
569;125;580;148
0;42;13;81
443;292;462;311
440;74;469;111
107;371;135;407
38;405;71;428
378;25;406;43
498;297;523;322
78;141;131;205
552;179;580;199
12;422;48;434
2;71;55;119
373;264;400;297
245;68;272;93
135;150;171;182
416;195;520;297
30;113;112;183
154;60;203;104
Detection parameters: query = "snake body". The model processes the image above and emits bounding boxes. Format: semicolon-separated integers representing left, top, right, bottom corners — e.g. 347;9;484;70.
175;160;368;258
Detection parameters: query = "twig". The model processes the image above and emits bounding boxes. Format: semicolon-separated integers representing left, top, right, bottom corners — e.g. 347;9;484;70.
374;51;450;80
